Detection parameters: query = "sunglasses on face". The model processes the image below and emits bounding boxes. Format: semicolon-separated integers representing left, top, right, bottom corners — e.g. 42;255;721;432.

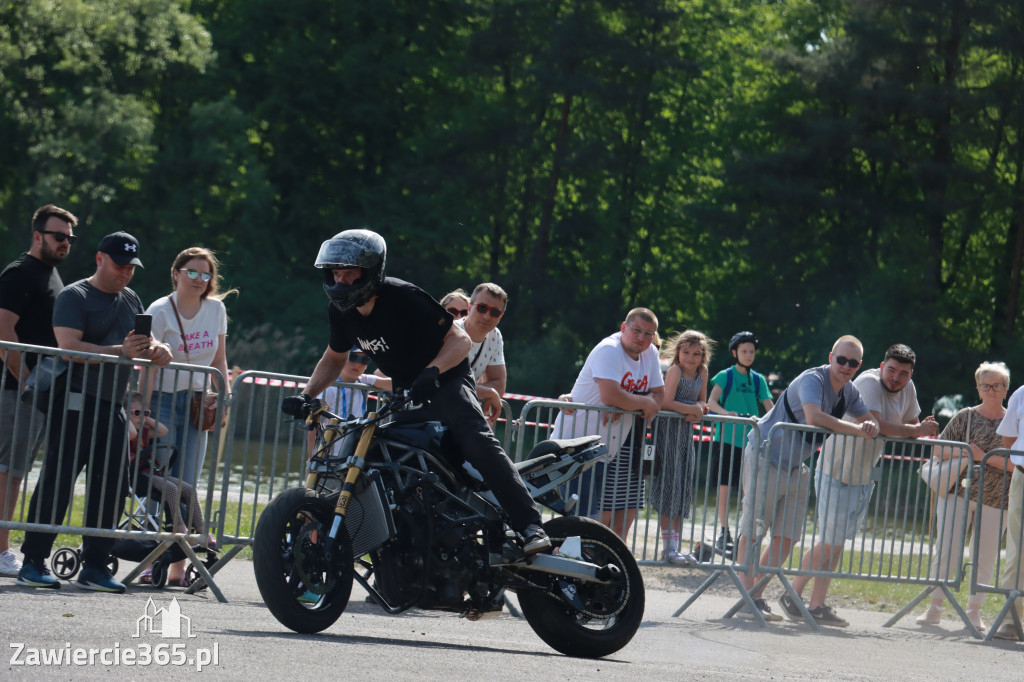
40;230;77;243
473;302;504;318
349;354;370;365
446;307;468;318
131;408;151;417
178;268;213;282
834;355;862;368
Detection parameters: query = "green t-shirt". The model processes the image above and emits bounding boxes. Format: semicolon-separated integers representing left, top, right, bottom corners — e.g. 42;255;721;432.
710;366;771;446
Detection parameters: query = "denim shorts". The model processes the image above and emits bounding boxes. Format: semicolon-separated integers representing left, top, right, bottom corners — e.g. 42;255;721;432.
813;472;874;546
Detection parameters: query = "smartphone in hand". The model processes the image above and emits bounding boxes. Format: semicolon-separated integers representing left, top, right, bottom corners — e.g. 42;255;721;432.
134;313;152;346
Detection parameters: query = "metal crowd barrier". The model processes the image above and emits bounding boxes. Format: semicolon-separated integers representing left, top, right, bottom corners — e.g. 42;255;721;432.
0;341;228;601
742;422;975;632
512;399;784;622
970;449;1024;641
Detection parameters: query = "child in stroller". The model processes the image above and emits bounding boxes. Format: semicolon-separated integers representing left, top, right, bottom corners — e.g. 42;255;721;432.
127;392;213;586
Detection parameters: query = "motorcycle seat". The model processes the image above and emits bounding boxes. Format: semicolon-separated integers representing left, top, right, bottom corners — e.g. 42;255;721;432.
525;435;602;460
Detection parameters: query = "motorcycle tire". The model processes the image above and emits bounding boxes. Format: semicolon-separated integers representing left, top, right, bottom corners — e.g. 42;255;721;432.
517;516;645;658
253;487;353;633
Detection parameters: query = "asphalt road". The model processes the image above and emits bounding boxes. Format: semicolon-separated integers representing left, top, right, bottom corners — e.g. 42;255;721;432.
2;559;1021;680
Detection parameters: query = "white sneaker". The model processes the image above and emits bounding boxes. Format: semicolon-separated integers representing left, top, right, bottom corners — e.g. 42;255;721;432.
0;549;23;577
966;609;985;632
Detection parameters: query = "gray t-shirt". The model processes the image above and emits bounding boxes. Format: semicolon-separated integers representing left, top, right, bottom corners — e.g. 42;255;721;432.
749;364;869;468
54;279;143;400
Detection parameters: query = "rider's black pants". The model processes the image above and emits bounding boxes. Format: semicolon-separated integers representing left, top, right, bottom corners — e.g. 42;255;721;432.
402;372;541;531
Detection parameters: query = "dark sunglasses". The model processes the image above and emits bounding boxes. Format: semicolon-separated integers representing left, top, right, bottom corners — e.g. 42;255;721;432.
474;302;504;318
445;307;468;318
349;354;370;365
131;408;151;417
40;230;77;243
834;355;861;368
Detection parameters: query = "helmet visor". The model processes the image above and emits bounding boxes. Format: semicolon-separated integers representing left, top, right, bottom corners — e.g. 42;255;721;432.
315;238;378;269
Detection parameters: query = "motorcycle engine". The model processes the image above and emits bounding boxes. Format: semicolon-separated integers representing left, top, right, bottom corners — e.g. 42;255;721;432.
372;472;494;611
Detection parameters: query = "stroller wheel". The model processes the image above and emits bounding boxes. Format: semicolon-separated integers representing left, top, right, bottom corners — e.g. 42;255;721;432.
107;556;119;577
152;561;168;588
185;564;207;591
51;547;81;580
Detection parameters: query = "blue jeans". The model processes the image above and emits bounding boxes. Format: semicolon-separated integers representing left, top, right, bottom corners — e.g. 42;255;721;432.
151;390;209;489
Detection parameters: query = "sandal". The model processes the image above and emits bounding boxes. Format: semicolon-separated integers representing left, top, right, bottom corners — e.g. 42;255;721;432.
138;567;153;585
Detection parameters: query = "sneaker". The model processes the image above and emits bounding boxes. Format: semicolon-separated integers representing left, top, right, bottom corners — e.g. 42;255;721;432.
666;550;699;565
16;558;61;589
298;589;319;604
915;604;942;626
76;565;126;594
737;598;783;622
808;603;849;627
521;524;551;556
777;593;805;622
994;622;1022;641
0;548;23;577
714;531;734;559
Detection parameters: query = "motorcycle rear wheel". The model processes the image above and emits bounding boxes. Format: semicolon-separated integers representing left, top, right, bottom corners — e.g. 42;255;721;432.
253;487;353;633
517;516;645;658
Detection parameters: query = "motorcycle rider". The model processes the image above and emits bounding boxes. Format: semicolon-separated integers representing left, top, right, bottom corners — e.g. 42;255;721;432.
282;229;551;555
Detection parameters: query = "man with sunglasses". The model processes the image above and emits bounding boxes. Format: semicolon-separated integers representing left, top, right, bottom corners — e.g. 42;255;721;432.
0;205;77;578
457;283;508;426
284;229;549;556
734;335;879;622
17;232;173;592
781;343;937;627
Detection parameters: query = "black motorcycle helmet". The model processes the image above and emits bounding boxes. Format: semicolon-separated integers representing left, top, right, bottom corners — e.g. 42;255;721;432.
728;331;759;353
315;229;387;312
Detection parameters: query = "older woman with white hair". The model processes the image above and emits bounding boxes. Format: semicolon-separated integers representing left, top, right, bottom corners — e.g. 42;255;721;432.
917;361;1014;630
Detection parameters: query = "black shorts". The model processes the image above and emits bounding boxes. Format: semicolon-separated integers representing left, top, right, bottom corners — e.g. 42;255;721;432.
715;441;743;490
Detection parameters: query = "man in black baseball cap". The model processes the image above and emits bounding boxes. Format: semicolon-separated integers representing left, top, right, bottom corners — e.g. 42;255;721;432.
97;231;144;267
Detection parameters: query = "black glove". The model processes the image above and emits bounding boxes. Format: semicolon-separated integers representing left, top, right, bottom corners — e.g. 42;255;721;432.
410;366;441;404
282;393;315;418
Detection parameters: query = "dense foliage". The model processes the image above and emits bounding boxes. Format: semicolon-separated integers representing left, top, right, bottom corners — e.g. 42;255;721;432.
2;0;1023;407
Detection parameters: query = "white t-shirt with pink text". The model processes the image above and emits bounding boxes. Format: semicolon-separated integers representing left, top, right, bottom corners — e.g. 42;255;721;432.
147;293;228;392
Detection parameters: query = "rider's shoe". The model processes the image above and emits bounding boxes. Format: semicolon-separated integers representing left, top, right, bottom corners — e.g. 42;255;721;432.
521;524;551;556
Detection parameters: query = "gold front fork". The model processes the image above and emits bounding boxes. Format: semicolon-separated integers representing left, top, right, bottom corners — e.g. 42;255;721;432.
334;412;378;519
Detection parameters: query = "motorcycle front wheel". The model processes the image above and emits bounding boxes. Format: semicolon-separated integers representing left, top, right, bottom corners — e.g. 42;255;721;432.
253;487;353;633
517;516;645;658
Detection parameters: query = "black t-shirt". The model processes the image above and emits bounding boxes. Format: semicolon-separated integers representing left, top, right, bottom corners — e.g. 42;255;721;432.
54;278;143;399
0;253;63;388
327;277;465;389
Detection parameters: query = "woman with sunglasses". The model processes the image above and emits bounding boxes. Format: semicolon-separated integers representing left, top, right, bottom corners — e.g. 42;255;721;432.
139;247;235;585
439;289;470;319
916;361;1013;631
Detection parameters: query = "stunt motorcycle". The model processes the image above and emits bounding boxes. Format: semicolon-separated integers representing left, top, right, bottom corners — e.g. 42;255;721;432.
253;392;644;658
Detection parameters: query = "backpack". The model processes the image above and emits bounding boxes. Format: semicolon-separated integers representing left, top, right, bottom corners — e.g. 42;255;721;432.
719;367;763;409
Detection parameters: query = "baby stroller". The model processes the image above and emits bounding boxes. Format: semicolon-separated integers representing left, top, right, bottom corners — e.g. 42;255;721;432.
50;443;218;588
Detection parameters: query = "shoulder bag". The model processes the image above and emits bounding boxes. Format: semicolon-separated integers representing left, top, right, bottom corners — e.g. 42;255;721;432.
918;409;971;497
169;297;218;432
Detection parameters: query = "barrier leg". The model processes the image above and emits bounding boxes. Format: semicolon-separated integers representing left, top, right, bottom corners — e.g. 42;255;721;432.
671;568;725;617
179;538;227;603
882;586;932;627
723;572;773;626
777;574;820;631
984;590;1024;641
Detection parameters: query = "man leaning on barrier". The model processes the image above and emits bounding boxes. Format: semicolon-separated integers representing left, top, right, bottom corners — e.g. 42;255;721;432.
734;335;879;622
17;232;172;593
0;205;76;578
780;343;937;627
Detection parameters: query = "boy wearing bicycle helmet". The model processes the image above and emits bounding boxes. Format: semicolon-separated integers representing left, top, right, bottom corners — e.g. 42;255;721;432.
707;331;774;556
282;229;549;556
